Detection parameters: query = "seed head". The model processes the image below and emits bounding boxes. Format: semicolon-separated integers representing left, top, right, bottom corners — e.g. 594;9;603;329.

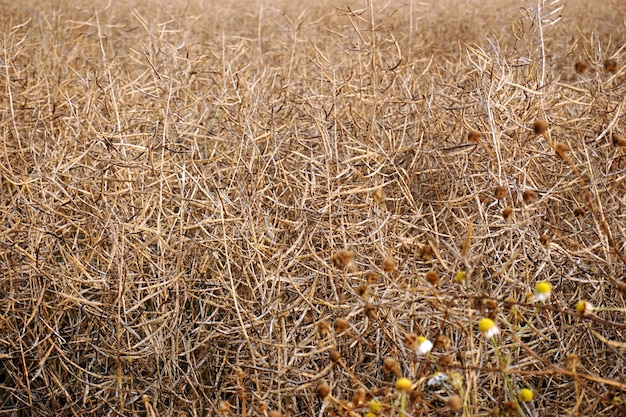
573;207;585;218
522;190;537;205
574;61;587;73
334;318;349;334
502;207;513;220
604;59;618;73
533;120;548;135
519;388;533;402
373;188;386;204
268;410;281;417
381;257;397;273
330;349;341;363
316;381;330;399
539;234;551;247
425;270;440;286
494;186;507;200
467;130;481;143
332;249;354;269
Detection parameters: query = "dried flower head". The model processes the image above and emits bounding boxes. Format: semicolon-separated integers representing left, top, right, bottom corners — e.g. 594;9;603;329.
539;234;551;247
317;320;330;336
381;257;397;273
332;249;354;269
373;188;386;204
438;354;452;367
365;271;379;285
522;190;537;205
447;395;463;411
435;334;451;350
533;120;548;135
573;207;585;218
316;381;330;399
468;130;481;143
534;281;552;302
478;317;500;338
356;283;370;299
574;61;587;73
382;357;400;376
330;349;341;363
419;244;433;261
555;142;570;158
425;270;440;286
566;353;581;369
503;297;517;311
404;333;418;349
218;401;231;414
502;207;513;220
409;388;423;404
352;387;366;406
334;318;349;334
395;377;413;393
604;59;617;73
519;388;533;402
612;135;626;148
268;410;281;417
364;302;376;319
494;186;507;200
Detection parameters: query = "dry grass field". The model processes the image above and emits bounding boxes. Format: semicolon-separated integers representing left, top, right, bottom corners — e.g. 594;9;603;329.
1;0;626;415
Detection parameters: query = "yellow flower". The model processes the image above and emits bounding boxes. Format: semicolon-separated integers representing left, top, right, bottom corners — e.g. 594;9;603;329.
534;281;551;302
368;399;381;414
454;271;466;283
576;300;593;316
395;377;413;393
519;388;533;402
478;317;500;338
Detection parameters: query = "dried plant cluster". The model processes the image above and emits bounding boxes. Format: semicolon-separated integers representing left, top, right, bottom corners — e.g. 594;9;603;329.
0;0;625;416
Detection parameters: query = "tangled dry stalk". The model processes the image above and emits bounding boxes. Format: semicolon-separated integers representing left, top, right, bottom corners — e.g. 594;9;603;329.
1;0;625;415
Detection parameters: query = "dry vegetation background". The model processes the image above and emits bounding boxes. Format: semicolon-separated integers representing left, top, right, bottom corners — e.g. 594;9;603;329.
1;0;626;415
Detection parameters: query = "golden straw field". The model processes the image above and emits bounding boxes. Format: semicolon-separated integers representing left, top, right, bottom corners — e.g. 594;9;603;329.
1;0;625;415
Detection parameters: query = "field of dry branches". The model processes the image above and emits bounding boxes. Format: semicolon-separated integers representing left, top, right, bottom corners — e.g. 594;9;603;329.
1;0;625;415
